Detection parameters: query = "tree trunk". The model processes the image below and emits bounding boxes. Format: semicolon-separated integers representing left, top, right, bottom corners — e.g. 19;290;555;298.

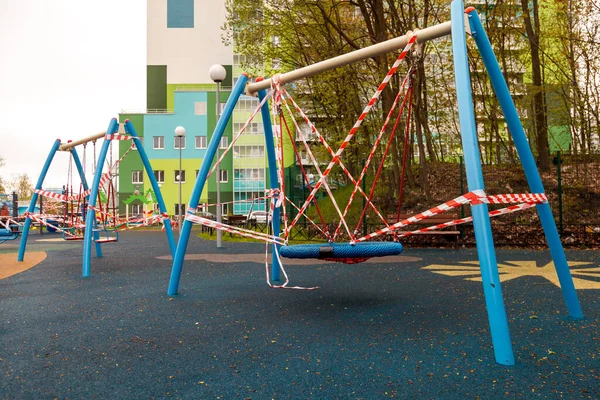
521;0;550;171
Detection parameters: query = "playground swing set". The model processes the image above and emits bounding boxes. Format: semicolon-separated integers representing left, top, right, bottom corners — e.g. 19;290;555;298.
17;119;177;276
167;1;583;366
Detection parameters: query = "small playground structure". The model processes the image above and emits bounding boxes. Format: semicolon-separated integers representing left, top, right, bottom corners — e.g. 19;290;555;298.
18;119;176;276
0;192;20;244
167;1;583;365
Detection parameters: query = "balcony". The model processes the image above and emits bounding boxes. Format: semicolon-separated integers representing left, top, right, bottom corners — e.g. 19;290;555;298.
120;109;174;114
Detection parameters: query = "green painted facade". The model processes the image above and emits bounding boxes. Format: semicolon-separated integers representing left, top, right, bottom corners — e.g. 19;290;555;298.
143;158;208;215
118;113;145;215
147;66;167;110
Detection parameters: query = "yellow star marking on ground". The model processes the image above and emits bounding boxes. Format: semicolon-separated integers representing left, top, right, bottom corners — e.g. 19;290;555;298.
423;260;600;289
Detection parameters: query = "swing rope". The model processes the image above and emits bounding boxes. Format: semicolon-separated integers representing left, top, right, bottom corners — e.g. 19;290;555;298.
276;86;389;230
338;67;415;241
396;70;415;221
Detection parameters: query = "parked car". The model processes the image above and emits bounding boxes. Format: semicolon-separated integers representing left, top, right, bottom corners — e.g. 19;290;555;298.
248;210;270;224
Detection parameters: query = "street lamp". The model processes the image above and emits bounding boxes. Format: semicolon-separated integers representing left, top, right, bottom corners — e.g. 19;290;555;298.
209;64;227;249
175;125;186;231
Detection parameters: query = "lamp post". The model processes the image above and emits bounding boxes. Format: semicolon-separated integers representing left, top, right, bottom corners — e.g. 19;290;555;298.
209;64;227;249
174;125;186;231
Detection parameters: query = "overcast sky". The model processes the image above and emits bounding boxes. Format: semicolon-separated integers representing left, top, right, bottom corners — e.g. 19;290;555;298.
0;0;146;191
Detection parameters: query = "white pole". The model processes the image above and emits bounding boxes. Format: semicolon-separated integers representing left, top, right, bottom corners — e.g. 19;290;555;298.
174;126;186;232
210;64;227;249
245;21;452;94
216;80;223;248
179;145;182;230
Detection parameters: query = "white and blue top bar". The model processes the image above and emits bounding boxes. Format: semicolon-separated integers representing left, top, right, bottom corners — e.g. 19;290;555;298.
245;22;454;95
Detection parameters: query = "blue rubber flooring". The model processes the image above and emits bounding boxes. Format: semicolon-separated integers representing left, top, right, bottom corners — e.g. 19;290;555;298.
1;231;599;399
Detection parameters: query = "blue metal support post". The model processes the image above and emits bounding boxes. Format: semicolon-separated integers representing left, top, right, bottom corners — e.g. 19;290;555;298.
257;84;281;281
451;0;514;365
168;74;249;295
70;147;102;256
18;139;61;261
466;8;582;319
125;120;177;257
82;118;119;277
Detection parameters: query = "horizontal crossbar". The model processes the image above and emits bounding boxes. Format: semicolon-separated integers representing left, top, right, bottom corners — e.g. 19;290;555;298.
59;131;107;151
245;21;452;94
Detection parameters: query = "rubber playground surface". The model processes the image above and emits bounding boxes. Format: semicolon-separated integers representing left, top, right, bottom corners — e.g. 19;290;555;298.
1;231;599;398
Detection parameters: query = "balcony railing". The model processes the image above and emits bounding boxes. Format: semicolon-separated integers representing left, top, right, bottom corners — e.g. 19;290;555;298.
120;109;174;114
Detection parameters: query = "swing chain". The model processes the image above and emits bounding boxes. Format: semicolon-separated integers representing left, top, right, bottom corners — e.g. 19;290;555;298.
92;140;97;175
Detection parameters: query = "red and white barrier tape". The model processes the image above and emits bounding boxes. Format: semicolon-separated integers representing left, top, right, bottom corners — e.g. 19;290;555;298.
185;213;285;245
105;134;135;141
357;190;547;242
24;212;78;237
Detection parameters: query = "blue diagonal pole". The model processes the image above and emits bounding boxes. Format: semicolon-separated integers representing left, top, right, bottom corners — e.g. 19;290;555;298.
18;139;61;261
168;73;249;295
70;147;101;256
466;7;582;319
451;0;514;365
257;83;281;281
82;118;119;277
125;120;177;257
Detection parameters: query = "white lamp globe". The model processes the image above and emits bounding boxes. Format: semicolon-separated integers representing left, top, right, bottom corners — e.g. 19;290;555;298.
209;64;227;82
175;126;186;137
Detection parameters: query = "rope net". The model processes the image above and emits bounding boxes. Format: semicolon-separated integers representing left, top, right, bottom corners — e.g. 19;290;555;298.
182;35;548;286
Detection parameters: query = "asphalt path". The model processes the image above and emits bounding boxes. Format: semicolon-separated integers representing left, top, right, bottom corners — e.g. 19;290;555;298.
1;231;598;398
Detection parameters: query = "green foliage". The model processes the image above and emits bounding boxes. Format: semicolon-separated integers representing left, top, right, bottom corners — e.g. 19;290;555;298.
10;173;33;200
0;155;6;193
123;189;157;205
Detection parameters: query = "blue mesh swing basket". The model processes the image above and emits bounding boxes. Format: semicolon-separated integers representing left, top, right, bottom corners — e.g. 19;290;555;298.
279;242;403;264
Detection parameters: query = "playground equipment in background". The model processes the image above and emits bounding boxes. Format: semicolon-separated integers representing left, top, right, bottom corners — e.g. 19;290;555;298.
0;193;20;244
167;1;583;366
18;119;177;276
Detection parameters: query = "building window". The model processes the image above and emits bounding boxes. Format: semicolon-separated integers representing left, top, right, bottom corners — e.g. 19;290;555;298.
174;136;186;149
220;136;228;149
167;0;194;28
153;136;164;149
154;170;164;183
131;203;143;215
174;170;186;183
195;136;207;149
219;169;228;183
195;102;207;115
222;203;229;215
234;168;265;181
233;122;263;135
233;145;265;158
174;203;186;217
132;170;143;184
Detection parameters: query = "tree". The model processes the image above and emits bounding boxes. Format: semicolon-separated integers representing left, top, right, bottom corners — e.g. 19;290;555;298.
10;173;34;200
0;155;6;194
225;0;454;209
520;0;550;171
